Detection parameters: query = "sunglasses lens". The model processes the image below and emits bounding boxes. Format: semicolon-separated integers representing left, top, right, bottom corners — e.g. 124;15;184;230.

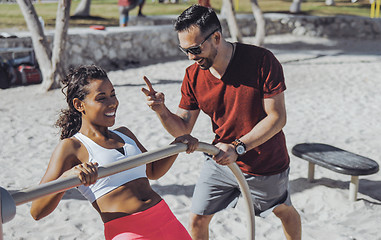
188;47;201;55
179;46;202;55
179;46;187;54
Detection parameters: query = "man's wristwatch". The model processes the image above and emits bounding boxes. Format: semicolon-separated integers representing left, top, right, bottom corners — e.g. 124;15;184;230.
232;139;247;156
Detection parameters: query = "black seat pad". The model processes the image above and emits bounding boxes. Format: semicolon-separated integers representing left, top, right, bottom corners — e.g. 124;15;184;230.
292;143;379;176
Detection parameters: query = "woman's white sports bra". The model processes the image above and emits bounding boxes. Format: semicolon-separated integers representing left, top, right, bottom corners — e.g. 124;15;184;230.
74;130;147;203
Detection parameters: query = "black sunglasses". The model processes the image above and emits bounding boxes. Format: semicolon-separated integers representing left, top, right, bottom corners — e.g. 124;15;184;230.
178;28;219;55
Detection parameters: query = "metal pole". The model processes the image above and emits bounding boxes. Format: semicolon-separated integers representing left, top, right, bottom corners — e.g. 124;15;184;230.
0;187;16;225
349;175;359;201
371;0;376;18
0;189;3;240
10;142;255;239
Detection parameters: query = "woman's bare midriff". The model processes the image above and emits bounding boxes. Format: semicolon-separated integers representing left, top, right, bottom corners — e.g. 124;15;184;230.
92;177;162;223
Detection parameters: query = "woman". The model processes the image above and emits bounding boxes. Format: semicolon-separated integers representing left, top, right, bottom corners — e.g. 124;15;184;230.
30;65;196;240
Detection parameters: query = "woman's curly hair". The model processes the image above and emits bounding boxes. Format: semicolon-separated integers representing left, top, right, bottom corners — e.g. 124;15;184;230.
55;65;108;139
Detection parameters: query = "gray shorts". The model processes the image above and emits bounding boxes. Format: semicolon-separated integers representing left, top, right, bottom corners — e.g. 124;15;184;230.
191;156;292;218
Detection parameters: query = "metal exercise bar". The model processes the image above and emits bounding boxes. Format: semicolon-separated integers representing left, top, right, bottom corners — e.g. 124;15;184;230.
0;190;3;240
3;142;255;239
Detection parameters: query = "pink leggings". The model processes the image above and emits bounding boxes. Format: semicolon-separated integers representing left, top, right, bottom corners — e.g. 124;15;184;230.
104;200;192;240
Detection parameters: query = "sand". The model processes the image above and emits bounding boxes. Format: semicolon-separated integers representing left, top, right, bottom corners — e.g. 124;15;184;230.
1;34;381;240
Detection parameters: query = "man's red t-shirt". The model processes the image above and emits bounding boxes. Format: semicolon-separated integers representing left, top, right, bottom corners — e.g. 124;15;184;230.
179;43;290;176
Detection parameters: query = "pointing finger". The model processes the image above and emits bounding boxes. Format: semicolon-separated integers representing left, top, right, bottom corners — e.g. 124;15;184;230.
143;76;156;94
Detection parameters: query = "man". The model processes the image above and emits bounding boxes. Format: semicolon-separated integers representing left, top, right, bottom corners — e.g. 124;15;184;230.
142;5;301;240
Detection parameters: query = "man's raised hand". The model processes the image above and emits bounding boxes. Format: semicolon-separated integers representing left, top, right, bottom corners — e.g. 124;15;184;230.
141;76;157;96
141;76;166;112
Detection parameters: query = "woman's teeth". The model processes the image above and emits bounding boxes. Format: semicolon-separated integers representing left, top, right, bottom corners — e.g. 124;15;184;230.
105;112;115;117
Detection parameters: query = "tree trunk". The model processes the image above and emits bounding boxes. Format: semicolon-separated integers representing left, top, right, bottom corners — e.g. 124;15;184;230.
17;0;69;91
250;0;265;46
47;0;71;90
16;0;53;91
222;0;242;42
289;0;302;13
73;0;91;17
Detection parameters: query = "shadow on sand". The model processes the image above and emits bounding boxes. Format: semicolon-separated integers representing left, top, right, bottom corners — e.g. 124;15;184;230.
290;177;381;204
113;78;183;88
264;39;381;57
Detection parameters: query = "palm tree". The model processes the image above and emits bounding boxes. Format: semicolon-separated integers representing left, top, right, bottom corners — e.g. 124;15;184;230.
16;0;71;91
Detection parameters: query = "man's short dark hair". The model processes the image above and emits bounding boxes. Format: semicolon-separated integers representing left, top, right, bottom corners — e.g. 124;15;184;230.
174;5;222;34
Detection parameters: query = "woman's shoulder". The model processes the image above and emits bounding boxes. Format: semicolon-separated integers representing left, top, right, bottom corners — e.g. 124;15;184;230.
59;137;82;149
114;126;135;139
51;137;87;163
114;126;147;153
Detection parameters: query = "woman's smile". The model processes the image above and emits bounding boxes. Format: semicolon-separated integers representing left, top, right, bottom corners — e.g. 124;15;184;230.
105;111;116;117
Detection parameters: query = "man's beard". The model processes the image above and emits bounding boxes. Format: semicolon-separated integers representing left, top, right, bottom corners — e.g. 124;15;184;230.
198;46;217;70
199;58;212;70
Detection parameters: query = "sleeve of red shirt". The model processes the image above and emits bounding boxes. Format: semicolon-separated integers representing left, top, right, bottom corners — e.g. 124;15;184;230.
261;50;287;98
179;66;200;110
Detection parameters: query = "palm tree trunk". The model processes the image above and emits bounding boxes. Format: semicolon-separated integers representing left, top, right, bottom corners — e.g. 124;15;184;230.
222;0;243;42
250;0;265;46
48;0;71;90
73;0;91;17
16;0;53;91
289;0;302;13
17;0;69;91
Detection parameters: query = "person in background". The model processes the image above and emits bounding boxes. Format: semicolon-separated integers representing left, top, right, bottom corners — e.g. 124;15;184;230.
198;0;211;8
30;65;197;240
118;0;146;27
142;5;301;240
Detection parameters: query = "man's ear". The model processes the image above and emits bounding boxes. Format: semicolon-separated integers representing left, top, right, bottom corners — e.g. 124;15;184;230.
73;98;84;113
214;31;221;44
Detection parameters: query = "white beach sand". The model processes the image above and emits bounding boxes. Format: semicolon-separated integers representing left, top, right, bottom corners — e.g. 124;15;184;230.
1;34;381;240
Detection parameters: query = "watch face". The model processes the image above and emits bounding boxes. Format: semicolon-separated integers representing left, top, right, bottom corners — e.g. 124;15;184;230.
236;145;245;155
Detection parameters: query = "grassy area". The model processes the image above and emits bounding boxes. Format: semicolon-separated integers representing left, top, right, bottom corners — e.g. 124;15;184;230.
0;0;373;31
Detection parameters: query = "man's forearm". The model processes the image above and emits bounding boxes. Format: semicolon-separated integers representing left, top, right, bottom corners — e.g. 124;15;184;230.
240;114;286;151
155;107;192;137
240;93;287;151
